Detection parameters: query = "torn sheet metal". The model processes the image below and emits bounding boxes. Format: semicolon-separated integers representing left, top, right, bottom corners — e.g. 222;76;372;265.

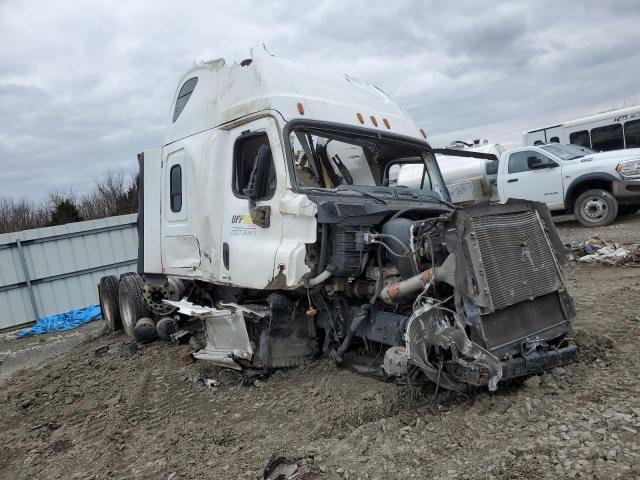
218;302;269;318
405;303;502;391
163;299;253;370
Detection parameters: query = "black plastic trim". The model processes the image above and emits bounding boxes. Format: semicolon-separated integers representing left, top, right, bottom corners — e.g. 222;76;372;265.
564;172;617;206
137;152;144;274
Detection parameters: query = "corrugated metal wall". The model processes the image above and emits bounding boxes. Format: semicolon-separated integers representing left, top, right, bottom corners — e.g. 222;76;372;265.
0;214;138;331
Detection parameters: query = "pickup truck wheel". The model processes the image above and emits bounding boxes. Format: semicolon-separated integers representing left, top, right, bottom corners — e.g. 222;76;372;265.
99;275;122;331
574;189;618;227
618;205;640;216
119;274;151;338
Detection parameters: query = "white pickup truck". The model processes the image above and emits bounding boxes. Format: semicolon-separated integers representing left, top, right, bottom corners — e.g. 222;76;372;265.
497;144;640;226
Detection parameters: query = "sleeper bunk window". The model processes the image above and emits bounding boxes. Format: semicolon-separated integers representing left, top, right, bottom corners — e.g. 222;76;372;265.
170;165;182;212
173;77;198;122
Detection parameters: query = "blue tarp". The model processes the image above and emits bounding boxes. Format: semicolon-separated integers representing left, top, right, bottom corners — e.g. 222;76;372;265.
17;305;102;337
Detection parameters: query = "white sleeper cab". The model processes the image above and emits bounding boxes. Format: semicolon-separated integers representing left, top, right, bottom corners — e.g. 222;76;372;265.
98;47;577;392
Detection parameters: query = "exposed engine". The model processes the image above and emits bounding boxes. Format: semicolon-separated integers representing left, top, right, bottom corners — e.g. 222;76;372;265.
141;198;576;392
287;198;576;391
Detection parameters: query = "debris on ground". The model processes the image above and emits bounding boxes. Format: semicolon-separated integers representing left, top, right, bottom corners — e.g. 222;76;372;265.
201;378;221;388
121;340;140;356
263;455;317;480
170;329;192;344
179;351;196;365
93;345;112;357
578;246;632;265
17;305;101;337
566;235;640;265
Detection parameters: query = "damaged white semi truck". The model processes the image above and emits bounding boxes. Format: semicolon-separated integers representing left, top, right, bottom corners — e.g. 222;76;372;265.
99;48;577;391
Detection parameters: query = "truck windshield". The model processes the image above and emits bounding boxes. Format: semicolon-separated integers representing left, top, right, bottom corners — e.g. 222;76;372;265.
288;126;438;193
540;144;585;160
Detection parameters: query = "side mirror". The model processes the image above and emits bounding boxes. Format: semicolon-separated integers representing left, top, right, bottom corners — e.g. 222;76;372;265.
244;145;272;228
527;156;556;170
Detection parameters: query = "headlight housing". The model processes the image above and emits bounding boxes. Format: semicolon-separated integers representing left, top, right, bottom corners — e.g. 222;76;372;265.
615;159;640;179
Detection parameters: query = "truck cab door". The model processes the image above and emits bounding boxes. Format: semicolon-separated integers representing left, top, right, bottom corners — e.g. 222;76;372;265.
501;149;564;208
219;117;285;289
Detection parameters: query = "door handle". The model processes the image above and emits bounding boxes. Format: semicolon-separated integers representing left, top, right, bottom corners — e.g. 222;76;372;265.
507;178;518;183
223;243;229;270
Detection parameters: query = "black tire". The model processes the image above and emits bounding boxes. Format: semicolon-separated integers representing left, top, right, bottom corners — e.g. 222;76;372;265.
618;205;640;216
99;275;122;331
573;189;618;227
119;274;151;338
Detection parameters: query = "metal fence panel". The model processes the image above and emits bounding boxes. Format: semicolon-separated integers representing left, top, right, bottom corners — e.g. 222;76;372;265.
0;214;138;330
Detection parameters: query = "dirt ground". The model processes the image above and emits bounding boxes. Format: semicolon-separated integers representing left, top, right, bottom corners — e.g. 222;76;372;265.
1;214;639;480
0;322;103;384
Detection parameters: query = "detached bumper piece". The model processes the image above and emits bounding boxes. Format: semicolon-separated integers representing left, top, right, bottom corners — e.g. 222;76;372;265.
501;342;577;380
163;299;253;370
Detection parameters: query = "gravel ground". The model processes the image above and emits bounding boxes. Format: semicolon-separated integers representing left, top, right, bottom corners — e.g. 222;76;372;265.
0;215;639;480
553;210;640;245
0;322;104;384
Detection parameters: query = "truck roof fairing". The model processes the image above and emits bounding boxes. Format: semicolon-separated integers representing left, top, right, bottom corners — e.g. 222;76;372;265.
164;46;425;145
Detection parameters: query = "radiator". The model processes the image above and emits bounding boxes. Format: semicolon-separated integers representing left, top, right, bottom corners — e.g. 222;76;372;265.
481;292;568;351
470;210;564;311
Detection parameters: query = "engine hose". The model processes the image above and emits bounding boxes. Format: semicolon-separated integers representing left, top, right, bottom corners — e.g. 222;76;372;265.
308;269;332;287
334;304;371;363
380;269;434;304
369;245;383;304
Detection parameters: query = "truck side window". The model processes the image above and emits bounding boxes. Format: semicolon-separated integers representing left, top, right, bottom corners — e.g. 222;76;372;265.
170;165;182;212
508;151;555;174
173;77;198;122
624;119;640;148
569;130;590;148
233;133;276;200
591;124;623;151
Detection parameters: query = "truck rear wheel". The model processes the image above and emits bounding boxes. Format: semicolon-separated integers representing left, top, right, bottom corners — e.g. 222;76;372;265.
119;273;151;338
99;275;122;331
574;189;618;227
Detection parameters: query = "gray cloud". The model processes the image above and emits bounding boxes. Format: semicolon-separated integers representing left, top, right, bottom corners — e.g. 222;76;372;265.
1;0;639;199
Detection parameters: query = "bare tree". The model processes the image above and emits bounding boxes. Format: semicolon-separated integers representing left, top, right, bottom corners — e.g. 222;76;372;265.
0;169;139;234
79;170;138;220
0;197;50;234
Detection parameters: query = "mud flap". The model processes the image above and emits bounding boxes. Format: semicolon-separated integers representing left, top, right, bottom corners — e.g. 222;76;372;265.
163;300;253;370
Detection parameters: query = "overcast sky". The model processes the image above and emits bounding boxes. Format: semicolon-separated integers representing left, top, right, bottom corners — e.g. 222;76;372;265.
1;0;639;200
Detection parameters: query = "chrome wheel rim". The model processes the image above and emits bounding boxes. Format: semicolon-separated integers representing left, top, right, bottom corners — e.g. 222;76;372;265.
581;197;608;222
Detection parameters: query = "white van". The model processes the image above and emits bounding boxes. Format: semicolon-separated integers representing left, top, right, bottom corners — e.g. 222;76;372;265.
523;104;640;152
